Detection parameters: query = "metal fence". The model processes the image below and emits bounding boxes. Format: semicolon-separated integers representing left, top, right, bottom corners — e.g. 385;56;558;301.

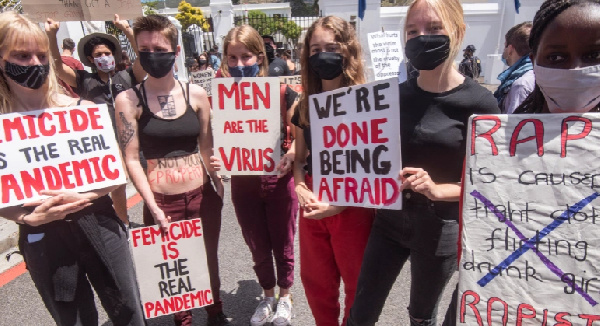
182;16;217;57
105;21;137;64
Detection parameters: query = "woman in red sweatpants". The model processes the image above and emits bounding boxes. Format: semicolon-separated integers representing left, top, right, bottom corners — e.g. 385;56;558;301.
291;16;375;326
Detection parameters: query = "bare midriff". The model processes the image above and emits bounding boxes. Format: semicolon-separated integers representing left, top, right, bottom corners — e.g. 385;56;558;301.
146;152;207;195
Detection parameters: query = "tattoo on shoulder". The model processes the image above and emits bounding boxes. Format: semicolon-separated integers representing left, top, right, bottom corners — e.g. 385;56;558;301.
118;112;135;152
157;95;177;117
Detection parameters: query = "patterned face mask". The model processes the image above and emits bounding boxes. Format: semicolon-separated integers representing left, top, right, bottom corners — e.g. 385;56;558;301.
94;55;116;73
3;61;50;89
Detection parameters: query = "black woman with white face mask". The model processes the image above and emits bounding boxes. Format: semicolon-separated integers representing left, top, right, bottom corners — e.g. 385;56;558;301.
0;11;145;326
347;0;499;325
514;0;600;114
114;14;229;326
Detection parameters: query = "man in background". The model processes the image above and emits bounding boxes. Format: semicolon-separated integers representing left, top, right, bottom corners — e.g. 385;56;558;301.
495;22;535;114
59;38;84;97
209;45;221;70
459;44;481;79
262;35;291;77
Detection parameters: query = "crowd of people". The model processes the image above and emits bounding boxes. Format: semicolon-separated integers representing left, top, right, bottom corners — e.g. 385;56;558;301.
0;0;599;325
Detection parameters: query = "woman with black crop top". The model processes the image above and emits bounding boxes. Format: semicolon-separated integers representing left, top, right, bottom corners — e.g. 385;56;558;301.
114;15;229;326
347;1;499;325
0;12;145;325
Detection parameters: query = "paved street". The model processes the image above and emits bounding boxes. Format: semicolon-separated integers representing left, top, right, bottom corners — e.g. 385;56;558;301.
0;182;457;325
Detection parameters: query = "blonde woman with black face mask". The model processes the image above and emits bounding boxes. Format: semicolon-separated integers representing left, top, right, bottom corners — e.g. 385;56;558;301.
0;11;144;326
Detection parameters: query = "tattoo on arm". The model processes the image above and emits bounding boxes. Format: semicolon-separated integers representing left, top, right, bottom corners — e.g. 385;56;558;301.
118;112;135;152
157;95;177;117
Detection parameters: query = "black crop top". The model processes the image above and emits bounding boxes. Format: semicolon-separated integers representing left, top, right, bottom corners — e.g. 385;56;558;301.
134;81;200;160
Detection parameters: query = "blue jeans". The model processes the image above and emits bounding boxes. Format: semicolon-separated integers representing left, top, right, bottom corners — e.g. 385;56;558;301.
347;191;458;326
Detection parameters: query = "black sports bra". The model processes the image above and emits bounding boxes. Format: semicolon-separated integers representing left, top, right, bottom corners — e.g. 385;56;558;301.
134;81;200;160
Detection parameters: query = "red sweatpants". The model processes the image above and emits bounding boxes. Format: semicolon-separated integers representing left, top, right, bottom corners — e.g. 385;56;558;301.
299;183;374;326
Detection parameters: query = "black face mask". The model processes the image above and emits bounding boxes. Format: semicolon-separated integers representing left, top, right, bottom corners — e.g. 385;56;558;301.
198;59;207;65
264;43;275;64
139;52;176;78
309;52;344;80
404;35;450;71
3;61;49;89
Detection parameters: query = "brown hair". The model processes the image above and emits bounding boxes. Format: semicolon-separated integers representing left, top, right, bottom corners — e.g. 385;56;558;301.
0;11;60;113
220;25;269;77
133;14;178;50
298;16;365;127
505;21;533;57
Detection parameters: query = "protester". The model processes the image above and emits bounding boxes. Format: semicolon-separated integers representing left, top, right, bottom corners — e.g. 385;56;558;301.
263;35;291;76
515;0;600;114
495;22;534;113
209;46;221;70
281;49;296;73
198;51;213;71
292;16;375;326
215;24;298;326
458;44;481;79
0;11;145;326
186;56;200;73
347;0;499;325
59;37;83;97
116;50;132;72
115;14;228;326
46;14;145;225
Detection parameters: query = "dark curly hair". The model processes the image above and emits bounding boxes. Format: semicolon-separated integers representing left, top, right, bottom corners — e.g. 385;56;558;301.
514;0;600;113
83;36;116;59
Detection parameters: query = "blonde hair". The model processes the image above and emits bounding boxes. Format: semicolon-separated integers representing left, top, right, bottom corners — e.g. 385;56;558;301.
404;0;466;73
298;16;365;127
220;25;269;77
0;11;60;113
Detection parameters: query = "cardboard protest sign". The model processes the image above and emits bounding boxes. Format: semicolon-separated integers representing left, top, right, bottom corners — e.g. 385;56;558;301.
190;70;215;97
280;75;302;93
212;77;281;175
22;0;143;23
309;78;401;209
459;113;600;325
368;31;405;81
0;104;126;208
129;219;213;319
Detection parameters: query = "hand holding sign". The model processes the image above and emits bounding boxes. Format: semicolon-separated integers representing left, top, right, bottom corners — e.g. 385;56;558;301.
21;193;90;226
44;18;60;36
148;207;172;234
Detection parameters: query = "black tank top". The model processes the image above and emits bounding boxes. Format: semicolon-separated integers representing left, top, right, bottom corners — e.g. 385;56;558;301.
134;81;200;160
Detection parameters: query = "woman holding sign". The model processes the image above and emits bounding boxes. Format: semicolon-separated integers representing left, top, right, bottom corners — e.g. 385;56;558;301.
0;11;145;326
215;25;299;326
292;16;375;326
114;15;228;326
347;0;499;325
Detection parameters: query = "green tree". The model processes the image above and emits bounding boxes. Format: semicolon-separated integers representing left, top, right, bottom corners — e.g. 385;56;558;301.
240;10;302;45
0;0;22;13
176;0;210;31
143;0;159;15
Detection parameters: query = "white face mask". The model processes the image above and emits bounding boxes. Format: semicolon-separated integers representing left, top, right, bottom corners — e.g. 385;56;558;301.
534;63;600;113
93;55;116;73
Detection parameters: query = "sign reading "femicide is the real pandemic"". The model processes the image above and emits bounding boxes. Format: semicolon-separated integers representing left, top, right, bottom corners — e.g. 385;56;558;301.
0;105;126;208
459;113;600;325
309;79;401;209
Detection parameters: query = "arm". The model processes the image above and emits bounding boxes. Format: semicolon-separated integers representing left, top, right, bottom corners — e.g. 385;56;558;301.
113;14;146;84
45;18;77;87
191;84;224;198
276;99;299;177
115;90;170;232
399;167;461;202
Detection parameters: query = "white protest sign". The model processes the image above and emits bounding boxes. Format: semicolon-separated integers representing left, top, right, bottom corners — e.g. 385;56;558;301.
309;78;401;209
190;70;215;97
211;77;281;175
22;0;143;23
280;75;301;85
368;31;405;81
459;113;600;325
0;104;125;208
129;219;214;319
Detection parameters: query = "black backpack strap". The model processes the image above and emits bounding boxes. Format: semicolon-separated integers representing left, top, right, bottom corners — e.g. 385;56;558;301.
132;80;147;109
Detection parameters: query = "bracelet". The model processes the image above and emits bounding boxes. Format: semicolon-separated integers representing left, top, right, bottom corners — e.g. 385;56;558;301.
295;183;310;191
16;214;27;225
